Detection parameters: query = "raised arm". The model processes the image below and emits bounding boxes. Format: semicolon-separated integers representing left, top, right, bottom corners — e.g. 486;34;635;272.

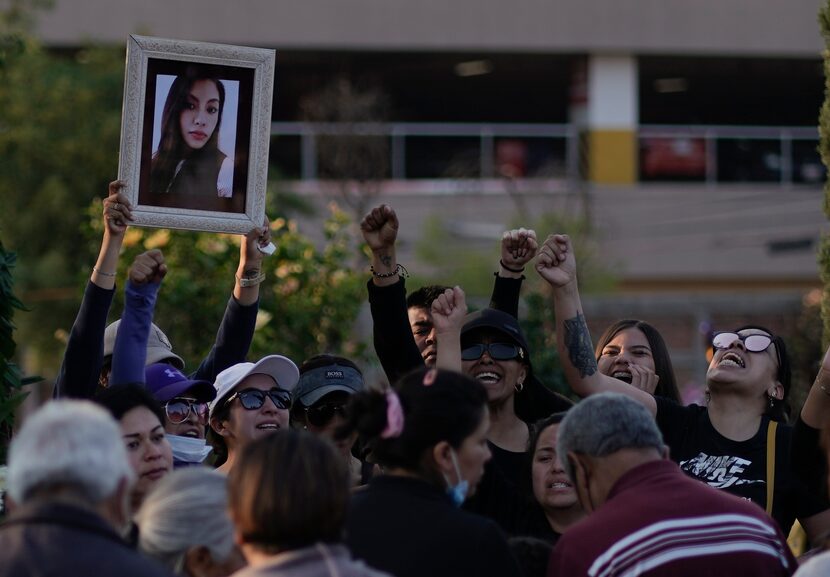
232;217;271;306
489;228;538;317
536;234;656;416
54;180;133;398
110;250;166;387
361;204;424;384
791;344;830;504
191;220;270;382
431;286;467;373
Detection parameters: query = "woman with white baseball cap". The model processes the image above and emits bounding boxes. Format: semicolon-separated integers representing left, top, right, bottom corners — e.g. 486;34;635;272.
208;355;300;474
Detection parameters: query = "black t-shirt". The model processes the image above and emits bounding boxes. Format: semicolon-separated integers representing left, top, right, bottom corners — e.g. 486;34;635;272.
656;397;827;535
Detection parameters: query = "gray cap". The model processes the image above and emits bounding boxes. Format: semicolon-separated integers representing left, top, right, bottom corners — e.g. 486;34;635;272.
103;319;185;370
293;363;363;407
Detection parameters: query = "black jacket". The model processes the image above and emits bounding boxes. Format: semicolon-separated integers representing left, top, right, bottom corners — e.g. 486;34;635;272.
346;475;521;577
0;501;173;577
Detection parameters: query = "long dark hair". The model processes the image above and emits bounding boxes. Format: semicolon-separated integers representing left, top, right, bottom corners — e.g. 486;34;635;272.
594;319;681;403
336;368;488;485
734;325;791;422
149;66;225;193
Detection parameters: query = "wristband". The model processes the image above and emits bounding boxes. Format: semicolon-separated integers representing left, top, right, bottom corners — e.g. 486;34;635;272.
499;259;524;273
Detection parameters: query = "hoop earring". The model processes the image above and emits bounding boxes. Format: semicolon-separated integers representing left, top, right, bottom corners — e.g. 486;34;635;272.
514;381;524;393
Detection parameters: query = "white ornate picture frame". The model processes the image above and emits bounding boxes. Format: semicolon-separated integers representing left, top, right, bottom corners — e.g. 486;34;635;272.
118;35;275;234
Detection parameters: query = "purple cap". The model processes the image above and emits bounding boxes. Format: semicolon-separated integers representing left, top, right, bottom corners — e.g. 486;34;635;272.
145;363;216;403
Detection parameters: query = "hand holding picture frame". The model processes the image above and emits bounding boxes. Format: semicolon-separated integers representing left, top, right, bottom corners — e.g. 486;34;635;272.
118;35;275;234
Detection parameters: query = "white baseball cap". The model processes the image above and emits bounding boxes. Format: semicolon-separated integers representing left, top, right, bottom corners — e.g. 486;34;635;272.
208;355;299;417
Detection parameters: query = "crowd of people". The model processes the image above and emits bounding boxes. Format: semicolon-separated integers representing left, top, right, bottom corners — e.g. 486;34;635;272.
2;182;830;577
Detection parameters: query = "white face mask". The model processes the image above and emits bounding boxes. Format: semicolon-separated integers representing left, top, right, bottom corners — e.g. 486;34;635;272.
168;434;212;464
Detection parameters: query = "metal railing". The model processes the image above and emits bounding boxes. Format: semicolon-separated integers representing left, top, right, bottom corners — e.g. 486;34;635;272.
270;121;577;181
638;124;822;186
270;121;822;186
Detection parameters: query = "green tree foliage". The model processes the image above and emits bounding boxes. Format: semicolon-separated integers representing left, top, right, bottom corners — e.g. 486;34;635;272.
819;2;830;347
100;200;368;371
1;36;370;375
0;238;38;464
0;39;123;366
251;204;367;363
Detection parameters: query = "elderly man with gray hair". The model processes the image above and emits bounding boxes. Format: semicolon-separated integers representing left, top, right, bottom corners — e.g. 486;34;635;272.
0;401;173;577
547;393;796;577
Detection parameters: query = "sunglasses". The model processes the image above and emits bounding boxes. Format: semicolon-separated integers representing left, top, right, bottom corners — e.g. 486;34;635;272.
461;342;523;362
165;398;209;425
225;387;292;411
712;332;774;353
305;401;348;428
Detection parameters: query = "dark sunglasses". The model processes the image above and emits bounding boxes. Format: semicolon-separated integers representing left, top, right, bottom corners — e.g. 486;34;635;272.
461;342;523;362
305;402;348;428
226;387;292;411
712;332;774;353
165;398;209;425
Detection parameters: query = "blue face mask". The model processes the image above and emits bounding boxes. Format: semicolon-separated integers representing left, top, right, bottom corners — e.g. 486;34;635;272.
443;449;469;508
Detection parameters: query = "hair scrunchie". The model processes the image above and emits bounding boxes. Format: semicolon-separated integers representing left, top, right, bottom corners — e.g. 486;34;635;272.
381;389;405;439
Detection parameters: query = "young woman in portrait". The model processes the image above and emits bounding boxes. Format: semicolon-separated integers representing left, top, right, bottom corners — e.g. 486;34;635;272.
149;66;233;198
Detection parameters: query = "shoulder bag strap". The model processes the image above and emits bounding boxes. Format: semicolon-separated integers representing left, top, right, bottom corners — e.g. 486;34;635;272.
765;420;778;515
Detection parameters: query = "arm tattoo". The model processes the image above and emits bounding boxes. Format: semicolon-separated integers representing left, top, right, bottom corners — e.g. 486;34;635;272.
563;313;598;378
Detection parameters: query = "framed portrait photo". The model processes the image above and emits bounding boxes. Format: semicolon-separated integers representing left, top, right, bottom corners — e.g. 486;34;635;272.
118;35;275;234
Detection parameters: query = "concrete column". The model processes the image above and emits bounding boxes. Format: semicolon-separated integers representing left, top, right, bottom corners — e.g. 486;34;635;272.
572;54;639;184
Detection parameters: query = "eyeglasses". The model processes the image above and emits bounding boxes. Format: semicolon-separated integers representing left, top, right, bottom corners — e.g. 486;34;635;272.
225;387;292;411
712;332;774;353
461;343;523;362
305;401;348;428
165;398;209;425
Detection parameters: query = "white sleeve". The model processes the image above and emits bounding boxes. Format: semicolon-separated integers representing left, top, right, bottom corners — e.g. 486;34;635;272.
217;157;234;197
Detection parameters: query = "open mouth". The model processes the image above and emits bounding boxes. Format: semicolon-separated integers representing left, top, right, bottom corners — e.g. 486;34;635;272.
256;423;281;431
474;371;502;385
718;352;745;368
612;371;633;384
547;481;573;490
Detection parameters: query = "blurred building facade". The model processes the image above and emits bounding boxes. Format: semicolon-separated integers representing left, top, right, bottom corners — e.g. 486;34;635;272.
33;0;828;390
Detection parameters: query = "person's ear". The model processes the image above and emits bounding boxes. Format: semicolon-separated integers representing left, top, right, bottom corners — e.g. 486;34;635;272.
517;365;528;386
431;440;454;475
210;416;231;438
768;382;784;402
183;546;215;577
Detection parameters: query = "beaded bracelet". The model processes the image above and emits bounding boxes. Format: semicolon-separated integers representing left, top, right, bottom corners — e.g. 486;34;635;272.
370;263;409;279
